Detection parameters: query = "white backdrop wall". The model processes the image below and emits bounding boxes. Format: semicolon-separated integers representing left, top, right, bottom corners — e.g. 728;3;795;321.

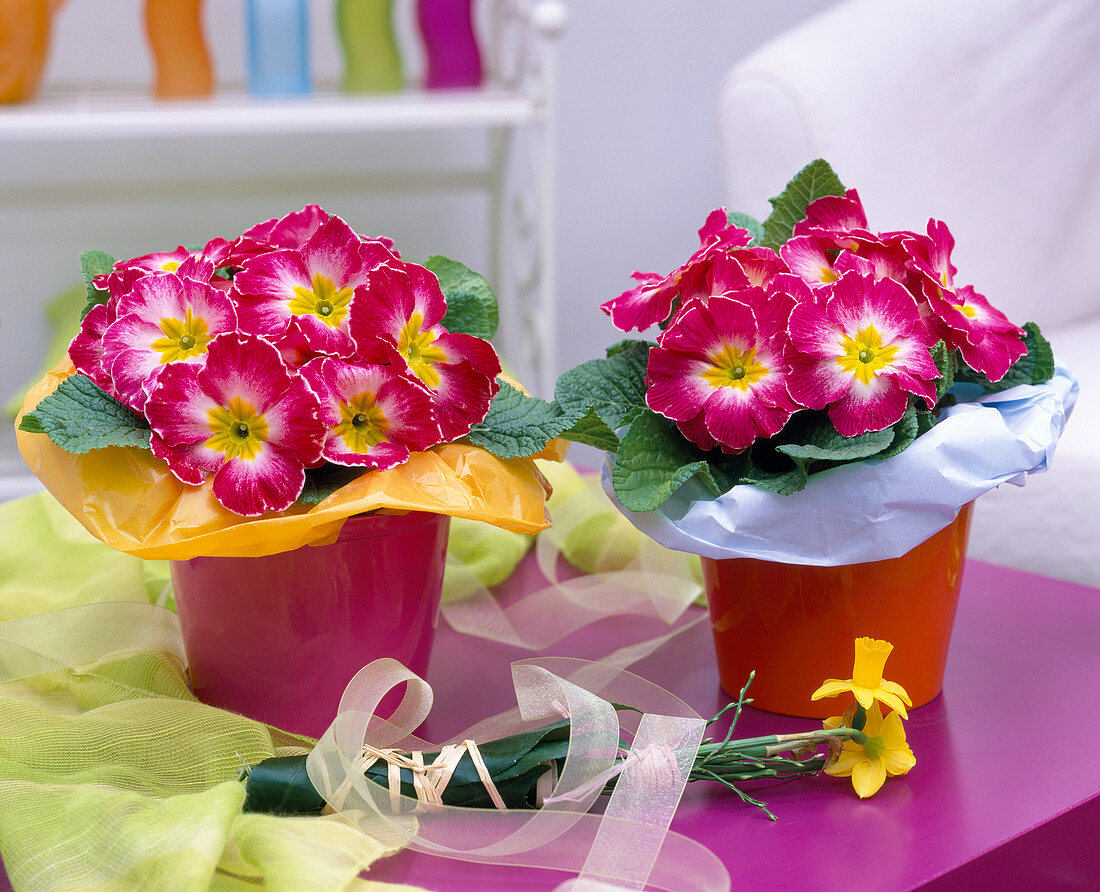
0;0;834;487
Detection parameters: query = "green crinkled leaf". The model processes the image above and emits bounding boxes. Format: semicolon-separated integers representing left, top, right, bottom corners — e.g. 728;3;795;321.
1020;322;1055;384
427;255;499;340
554;340;651;434
559;405;621;452
771;421;893;492
465;379;573;458
19;373;151;453
760;159;846;250
930;340;957;404
726;211;764;246
915;406;938;438
739;463;810;497
612;410;724;512
79;249;116;319
296;464;369;505
878;402;921;461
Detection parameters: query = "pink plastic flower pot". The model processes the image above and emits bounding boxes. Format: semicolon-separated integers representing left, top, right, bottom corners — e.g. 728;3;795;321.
171;510;450;738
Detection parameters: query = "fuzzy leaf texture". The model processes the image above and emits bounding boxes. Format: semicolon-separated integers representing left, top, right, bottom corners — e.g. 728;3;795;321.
554;340;652;435
930;341;957;404
612;410;730;512
776;423;896;489
79;250;115;319
427;255;500;340
760;159;846;250
465;380;575;458
558;405;622;452
19;373;151;453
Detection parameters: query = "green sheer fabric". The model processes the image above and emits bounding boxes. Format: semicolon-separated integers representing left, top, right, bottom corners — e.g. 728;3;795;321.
0;495;419;890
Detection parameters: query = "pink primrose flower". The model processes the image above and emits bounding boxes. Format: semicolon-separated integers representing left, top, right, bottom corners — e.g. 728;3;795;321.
599;270;679;333
231;205;398;268
727;246;788;289
646;290;801;452
350;261;501;441
101;270;238;412
301;357;442;470
923;284;1026;382
68;302;116;393
902;219;958;299
833;240;913;288
231;215;392;357
242;204;332;251
781;235;841;287
793;189;871;246
786;272;940;437
672;252;753;315
601;209;753;332
97;245;231;299
144;332;325;517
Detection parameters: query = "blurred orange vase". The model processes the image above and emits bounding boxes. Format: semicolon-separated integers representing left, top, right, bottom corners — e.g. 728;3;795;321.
0;0;55;103
144;0;213;98
702;503;973;719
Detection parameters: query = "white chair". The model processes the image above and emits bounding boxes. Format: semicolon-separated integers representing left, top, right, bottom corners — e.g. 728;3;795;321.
716;0;1100;586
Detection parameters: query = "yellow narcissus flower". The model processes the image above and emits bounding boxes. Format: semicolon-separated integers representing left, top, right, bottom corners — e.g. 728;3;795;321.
823;705;916;798
811;636;913;718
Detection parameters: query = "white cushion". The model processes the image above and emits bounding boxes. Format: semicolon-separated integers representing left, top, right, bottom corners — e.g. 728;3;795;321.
717;0;1100;332
717;0;1100;586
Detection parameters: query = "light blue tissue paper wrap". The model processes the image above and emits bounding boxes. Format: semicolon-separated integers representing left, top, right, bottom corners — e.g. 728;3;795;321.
603;362;1078;566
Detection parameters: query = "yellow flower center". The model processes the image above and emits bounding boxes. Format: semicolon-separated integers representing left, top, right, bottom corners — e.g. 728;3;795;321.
398;312;447;389
334;392;389;453
289;273;354;328
953;302;977;318
205;397;269;462
701;344;768;391
161;260;181;272
150;307;212;363
836;325;899;385
819;266;838;283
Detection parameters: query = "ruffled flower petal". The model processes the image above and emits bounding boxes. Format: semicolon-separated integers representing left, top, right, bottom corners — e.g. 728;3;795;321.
793;188;869;237
602;209;753;332
924;285;1026;382
144;332;325;516
101;272;237;411
787;272;939;435
301;357;442;469
781;236;840;287
351;261;501;441
232;215;373;357
647;294;800;452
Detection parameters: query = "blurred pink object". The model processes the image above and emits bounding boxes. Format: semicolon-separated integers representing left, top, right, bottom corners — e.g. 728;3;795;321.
171;510;449;738
417;0;482;89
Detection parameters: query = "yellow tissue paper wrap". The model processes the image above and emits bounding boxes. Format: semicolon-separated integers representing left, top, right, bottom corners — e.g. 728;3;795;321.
16;362;552;561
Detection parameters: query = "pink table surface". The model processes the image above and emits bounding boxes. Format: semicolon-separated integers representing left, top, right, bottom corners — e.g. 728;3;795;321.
369;558;1100;890
2;559;1098;890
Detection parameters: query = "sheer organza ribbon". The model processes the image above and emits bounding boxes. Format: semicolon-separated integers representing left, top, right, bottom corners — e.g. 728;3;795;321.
306;657;731;891
440;466;705;665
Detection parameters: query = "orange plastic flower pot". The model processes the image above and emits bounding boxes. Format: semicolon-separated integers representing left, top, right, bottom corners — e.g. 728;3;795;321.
701;503;973;719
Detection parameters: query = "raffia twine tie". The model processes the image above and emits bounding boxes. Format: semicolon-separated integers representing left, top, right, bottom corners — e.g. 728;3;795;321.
322;739;514;815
